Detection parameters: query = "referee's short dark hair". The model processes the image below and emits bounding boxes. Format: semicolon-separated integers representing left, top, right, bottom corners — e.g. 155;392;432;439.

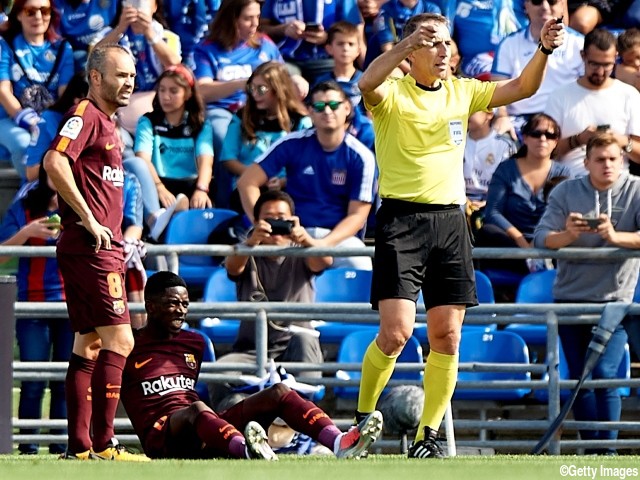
403;13;448;39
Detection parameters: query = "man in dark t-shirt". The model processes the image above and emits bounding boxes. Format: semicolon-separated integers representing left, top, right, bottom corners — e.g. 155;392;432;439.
121;271;383;459
43;44;146;461
210;190;332;408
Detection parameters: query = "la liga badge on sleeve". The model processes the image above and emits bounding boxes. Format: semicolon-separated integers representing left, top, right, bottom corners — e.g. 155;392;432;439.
59;116;84;140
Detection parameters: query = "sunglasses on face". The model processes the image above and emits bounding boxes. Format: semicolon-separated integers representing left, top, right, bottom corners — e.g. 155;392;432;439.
22;6;52;17
311;100;343;112
527;129;559;140
529;0;560;6
247;84;269;96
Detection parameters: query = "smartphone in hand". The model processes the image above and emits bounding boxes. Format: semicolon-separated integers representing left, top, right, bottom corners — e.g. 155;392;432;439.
305;23;322;32
585;217;603;229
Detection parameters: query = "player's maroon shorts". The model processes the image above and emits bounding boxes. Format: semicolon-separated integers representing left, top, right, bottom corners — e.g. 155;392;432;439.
58;252;130;334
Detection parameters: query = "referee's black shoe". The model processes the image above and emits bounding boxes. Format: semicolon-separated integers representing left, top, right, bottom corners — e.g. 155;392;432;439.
408;427;445;459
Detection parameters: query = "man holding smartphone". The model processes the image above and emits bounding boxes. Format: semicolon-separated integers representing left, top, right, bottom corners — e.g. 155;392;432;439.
238;81;376;271
534;132;640;454
259;0;365;81
546;28;640;177
210;190;333;409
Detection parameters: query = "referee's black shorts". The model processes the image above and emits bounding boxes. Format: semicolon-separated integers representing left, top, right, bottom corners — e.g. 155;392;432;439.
371;199;478;311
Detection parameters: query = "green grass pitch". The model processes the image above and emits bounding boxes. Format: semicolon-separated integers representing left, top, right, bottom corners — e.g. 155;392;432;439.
2;454;640;480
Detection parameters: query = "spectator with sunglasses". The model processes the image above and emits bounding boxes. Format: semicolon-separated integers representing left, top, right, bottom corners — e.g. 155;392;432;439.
476;114;571;275
220;61;311;214
0;0;74;180
491;0;584;141
238;80;376;270
546;28;640;178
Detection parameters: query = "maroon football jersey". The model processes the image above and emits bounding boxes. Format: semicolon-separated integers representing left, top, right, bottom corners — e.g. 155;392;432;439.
50;99;125;255
121;330;205;443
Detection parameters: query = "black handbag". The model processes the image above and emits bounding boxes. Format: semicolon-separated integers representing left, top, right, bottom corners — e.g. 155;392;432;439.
9;39;67;113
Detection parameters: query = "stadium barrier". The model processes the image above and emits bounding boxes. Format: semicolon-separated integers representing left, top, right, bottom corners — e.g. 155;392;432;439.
2;245;640;454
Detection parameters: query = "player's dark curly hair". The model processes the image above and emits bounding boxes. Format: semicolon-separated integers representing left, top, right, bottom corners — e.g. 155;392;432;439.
145;271;187;299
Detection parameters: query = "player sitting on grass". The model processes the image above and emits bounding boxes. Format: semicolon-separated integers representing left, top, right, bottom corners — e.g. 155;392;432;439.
120;271;383;459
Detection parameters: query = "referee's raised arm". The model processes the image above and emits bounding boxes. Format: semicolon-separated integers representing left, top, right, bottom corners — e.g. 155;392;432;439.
489;17;565;108
358;20;451;106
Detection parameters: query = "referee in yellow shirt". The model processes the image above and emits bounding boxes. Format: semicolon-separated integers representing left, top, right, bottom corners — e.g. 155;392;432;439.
356;12;565;458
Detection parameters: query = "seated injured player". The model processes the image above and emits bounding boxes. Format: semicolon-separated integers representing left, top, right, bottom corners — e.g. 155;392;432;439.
120;271;383;459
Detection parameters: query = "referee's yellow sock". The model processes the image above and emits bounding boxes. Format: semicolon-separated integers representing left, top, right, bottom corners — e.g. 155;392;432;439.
415;350;458;442
357;340;399;414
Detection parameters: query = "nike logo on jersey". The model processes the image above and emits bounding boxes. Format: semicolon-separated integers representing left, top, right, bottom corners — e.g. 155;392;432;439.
135;358;153;369
105;383;121;389
105;143;116;150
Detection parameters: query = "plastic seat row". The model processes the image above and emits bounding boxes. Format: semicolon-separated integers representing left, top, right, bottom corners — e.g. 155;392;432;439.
199;267;500;346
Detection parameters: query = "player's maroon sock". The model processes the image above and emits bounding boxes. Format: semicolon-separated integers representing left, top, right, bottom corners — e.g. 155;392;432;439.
278;390;336;441
317;425;343;451
65;353;95;454
194;410;245;457
91;349;126;451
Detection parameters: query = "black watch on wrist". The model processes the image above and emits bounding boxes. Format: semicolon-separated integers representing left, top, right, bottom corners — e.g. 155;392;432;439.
538;42;554;55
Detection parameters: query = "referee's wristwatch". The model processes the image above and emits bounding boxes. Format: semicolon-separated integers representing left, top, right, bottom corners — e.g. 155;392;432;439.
625;137;634;154
537;42;554;55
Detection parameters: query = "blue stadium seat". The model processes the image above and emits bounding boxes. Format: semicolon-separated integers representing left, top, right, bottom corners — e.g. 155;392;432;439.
504;269;557;346
314;268;373;302
165;208;239;287
480;268;527;290
475;270;495;304
313;268;378;344
414;270;498;343
198;268;240;345
334;330;423;400
454;330;531;400
182;326;216;405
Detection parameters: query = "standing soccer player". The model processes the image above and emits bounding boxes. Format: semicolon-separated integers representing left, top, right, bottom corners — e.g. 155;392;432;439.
356;13;564;458
43;44;148;461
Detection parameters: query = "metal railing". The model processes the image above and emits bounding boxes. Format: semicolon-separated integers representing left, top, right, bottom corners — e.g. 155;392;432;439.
2;245;640;454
